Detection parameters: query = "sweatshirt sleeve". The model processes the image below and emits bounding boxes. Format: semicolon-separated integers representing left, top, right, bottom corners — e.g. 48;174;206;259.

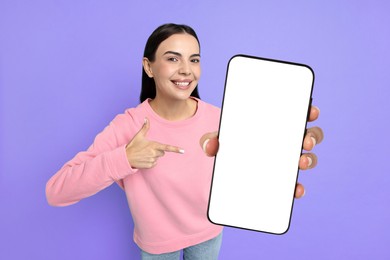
46;115;138;207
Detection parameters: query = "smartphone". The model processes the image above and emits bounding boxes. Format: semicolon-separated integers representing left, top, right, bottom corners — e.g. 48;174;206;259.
208;54;314;234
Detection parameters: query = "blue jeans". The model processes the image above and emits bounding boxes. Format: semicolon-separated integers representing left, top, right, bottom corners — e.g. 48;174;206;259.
140;232;223;260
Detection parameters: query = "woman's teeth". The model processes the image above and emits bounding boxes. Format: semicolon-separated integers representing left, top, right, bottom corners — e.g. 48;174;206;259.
174;81;190;86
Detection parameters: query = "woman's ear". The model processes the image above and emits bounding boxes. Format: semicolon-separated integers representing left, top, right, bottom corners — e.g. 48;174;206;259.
143;58;153;78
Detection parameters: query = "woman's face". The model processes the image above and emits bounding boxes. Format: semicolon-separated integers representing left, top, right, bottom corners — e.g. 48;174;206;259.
143;33;201;102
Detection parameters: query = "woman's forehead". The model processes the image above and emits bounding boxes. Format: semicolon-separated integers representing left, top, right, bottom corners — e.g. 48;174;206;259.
156;33;200;55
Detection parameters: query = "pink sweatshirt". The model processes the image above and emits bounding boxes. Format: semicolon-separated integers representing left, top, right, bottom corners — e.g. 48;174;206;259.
46;98;223;254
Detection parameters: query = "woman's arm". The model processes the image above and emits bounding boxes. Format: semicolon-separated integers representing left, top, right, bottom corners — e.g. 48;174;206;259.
46;119;137;207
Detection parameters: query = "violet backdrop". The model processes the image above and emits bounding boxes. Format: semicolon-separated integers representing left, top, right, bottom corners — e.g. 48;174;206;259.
1;0;389;259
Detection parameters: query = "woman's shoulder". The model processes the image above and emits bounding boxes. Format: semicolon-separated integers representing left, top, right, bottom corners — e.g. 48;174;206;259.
197;99;221;119
110;102;146;131
197;98;220;112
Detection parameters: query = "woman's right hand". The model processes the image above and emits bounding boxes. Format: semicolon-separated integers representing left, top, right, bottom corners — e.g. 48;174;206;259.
126;118;184;169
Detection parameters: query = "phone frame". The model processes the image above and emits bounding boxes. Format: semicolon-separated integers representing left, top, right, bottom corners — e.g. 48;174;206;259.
207;54;315;234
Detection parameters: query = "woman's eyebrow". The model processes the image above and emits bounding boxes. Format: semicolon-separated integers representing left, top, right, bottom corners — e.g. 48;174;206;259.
163;51;201;58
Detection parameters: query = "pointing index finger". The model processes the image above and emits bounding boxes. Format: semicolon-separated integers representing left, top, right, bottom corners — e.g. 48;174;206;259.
155;142;185;154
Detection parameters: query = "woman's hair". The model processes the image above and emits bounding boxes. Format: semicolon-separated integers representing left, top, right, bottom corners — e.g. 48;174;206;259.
139;23;201;103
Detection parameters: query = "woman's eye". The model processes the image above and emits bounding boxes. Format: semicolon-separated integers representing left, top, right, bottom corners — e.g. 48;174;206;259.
168;57;178;62
191;59;200;63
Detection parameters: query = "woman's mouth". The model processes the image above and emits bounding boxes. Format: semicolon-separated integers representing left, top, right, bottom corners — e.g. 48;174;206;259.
172;81;192;89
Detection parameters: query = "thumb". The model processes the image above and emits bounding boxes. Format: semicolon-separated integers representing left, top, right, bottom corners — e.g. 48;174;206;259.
200;131;219;157
134;117;150;139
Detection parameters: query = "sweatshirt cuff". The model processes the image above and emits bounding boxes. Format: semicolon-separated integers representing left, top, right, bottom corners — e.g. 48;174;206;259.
106;144;138;180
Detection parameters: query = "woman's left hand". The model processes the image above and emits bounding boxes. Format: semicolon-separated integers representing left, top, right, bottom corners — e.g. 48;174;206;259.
294;105;323;198
200;105;324;199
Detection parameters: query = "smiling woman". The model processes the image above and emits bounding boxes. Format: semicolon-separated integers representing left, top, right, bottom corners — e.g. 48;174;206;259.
45;23;322;260
142;33;201;120
46;23;224;259
140;24;201;104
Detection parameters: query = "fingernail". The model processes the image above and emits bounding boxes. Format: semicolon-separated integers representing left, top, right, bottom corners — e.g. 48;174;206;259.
179;149;185;154
144;118;148;124
311;137;316;147
202;139;210;153
307;156;312;167
302;189;306;197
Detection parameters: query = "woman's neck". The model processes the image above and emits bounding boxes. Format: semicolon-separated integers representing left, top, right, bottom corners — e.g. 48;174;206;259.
149;97;198;121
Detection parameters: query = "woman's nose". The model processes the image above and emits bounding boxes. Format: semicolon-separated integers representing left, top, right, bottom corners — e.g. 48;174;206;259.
179;61;191;75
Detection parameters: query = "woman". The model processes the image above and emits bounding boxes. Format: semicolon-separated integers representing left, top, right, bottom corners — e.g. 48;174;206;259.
46;23;323;259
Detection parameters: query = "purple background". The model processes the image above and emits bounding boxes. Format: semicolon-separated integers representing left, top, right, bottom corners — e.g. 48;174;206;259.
1;1;389;259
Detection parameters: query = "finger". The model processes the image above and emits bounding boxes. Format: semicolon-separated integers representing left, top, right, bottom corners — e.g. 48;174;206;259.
203;137;219;157
129;155;159;169
133;117;150;140
126;118;150;150
199;131;218;148
294;183;305;198
199;131;219;157
154;149;165;158
306;126;324;146
137;159;158;169
140;117;150;135
303;133;317;151
299;153;318;170
308;105;320;122
154;142;185;154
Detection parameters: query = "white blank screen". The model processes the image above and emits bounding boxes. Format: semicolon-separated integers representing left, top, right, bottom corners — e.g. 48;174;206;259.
208;55;314;234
